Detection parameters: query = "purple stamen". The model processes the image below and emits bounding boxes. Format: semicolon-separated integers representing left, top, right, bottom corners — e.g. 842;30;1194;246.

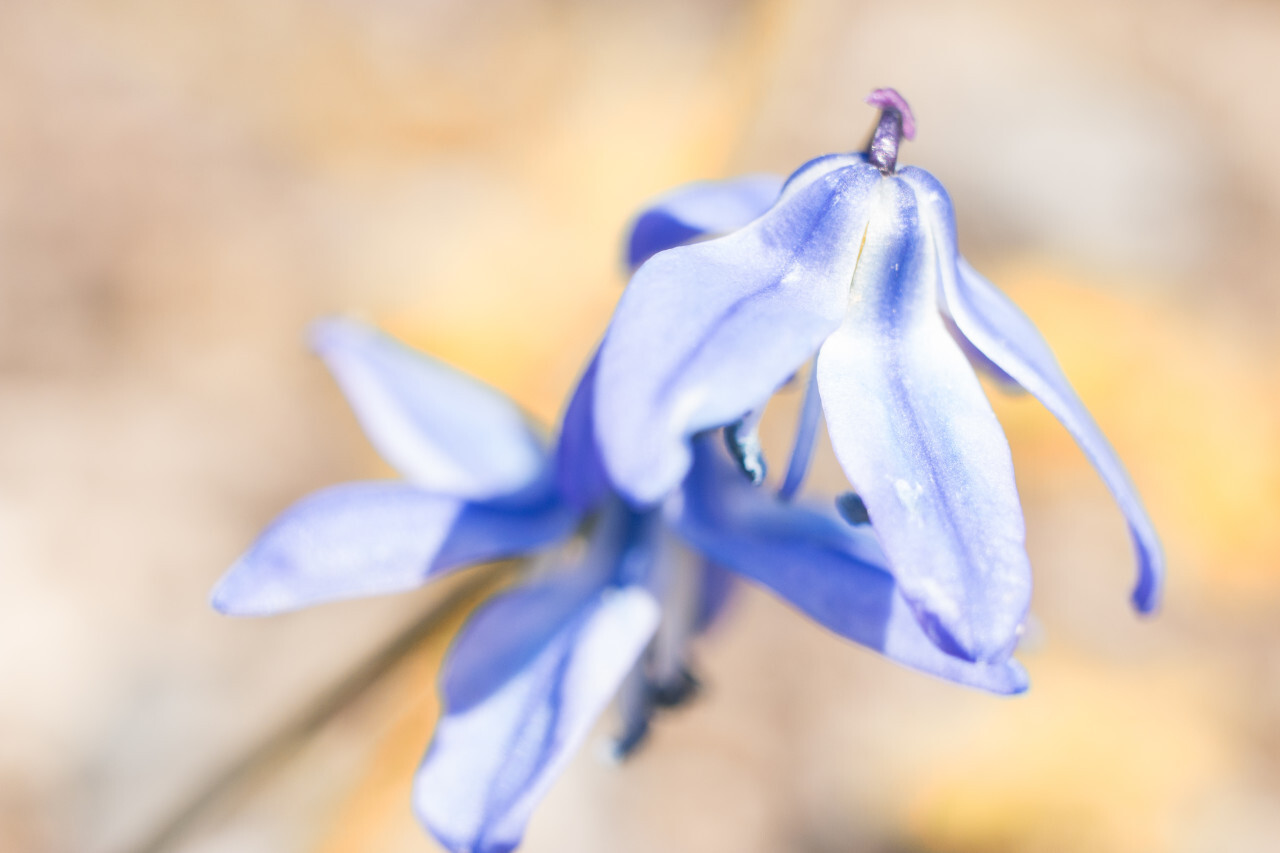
864;87;917;175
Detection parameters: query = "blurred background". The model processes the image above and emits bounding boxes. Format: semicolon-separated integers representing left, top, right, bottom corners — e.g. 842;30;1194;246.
3;0;1279;851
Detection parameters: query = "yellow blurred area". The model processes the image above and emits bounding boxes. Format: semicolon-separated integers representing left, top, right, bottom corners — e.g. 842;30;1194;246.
4;1;1280;852
993;265;1280;600
310;576;502;853
909;651;1231;853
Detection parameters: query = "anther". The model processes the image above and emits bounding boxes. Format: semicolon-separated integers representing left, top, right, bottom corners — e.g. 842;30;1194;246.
724;418;767;485
609;719;651;762
649;668;701;709
835;491;871;526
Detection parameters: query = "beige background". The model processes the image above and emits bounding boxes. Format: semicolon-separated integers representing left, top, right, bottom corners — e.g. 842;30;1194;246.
3;1;1280;851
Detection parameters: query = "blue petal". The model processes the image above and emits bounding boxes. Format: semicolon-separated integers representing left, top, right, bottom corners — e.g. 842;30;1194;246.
626;174;784;269
945;313;1023;391
595;157;881;505
901;167;1164;612
439;562;606;714
815;178;1031;663
670;440;1027;694
416;583;660;853
311;318;548;500
442;498;635;709
553;352;611;513
778;365;822;501
211;480;575;615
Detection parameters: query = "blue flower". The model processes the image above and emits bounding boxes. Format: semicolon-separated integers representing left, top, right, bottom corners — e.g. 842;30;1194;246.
213;326;1027;849
594;87;1163;666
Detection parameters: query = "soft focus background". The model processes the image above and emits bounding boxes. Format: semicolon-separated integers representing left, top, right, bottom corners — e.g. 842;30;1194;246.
3;1;1280;851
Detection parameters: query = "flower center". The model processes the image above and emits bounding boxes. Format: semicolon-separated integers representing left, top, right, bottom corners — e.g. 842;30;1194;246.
865;88;917;175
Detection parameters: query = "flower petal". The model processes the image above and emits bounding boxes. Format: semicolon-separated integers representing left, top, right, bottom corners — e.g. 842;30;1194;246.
596;157;881;505
815;178;1031;663
671;440;1027;693
441;502;632;711
415;582;660;853
957;260;1164;609
211;480;575;615
311;318;548;500
554;352;611;513
945;312;1023;391
911;172;1162;612
901;166;1163;612
625;174;785;269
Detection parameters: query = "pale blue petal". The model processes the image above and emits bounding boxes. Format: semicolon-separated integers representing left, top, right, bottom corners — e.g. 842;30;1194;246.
440;567;604;714
311;318;548;500
900;166;1164;612
626;174;784;269
442;498;633;710
554;352;611;513
945;312;1023;390
815;179;1031;663
211;481;574;616
596;157;881;505
415;584;660;853
778;366;822;501
670;441;1027;693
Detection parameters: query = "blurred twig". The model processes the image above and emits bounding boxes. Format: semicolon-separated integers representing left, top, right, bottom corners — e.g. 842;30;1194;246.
125;563;514;853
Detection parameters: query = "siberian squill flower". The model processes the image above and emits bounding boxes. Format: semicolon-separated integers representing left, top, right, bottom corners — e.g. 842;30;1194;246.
595;87;1164;666
213;319;1026;851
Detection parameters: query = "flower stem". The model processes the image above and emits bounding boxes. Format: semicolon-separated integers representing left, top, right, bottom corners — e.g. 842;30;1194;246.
121;563;514;853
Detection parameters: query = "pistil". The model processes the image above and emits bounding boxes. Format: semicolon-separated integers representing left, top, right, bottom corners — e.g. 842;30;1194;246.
865;88;917;175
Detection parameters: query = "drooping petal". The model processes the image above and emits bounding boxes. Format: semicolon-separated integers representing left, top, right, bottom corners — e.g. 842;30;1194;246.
625;174;784;269
945;312;1023;391
416;583;660;853
778;365;822;501
211;480;575;616
815;178;1031;664
596;157;881;505
900;166;1164;612
311;318;548;500
670;440;1027;693
554;352;611;513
